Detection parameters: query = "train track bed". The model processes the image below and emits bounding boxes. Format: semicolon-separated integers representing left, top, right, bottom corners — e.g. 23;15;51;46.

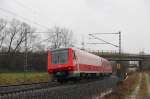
0;78;102;96
0;76;109;96
0;82;60;96
0;76;119;99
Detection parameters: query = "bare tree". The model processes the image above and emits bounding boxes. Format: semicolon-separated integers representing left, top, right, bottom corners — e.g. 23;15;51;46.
13;22;37;52
33;44;46;52
0;18;7;49
5;19;37;53
61;28;73;47
48;26;63;49
6;19;20;53
47;26;74;49
13;22;27;52
1;18;75;52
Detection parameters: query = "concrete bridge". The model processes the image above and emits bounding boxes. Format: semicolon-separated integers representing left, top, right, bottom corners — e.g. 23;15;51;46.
92;51;150;70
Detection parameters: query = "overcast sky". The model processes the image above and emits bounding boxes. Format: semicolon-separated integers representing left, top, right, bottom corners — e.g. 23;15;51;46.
0;0;150;53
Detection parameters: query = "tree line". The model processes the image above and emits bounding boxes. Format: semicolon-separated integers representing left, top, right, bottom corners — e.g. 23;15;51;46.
0;18;74;72
0;18;74;53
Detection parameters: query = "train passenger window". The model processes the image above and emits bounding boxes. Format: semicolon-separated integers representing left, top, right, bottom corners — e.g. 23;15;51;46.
73;51;76;59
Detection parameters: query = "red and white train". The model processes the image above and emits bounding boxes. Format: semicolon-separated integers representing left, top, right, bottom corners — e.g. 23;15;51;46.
48;48;112;82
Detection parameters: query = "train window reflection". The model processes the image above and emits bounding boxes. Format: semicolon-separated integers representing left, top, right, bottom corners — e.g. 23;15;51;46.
52;50;68;64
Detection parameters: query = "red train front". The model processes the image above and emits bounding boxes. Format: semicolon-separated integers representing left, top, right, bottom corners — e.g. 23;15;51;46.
48;48;112;82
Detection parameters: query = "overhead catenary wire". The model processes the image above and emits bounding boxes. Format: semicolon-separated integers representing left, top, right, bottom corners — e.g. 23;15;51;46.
27;38;51;50
88;34;119;47
0;7;49;30
87;43;108;44
14;0;37;15
88;32;121;54
13;0;56;27
89;33;119;35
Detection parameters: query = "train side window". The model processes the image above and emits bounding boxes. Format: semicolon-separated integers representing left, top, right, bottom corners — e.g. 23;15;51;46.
73;51;76;59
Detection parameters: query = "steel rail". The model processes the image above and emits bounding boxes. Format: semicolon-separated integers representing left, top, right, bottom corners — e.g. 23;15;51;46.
0;82;59;96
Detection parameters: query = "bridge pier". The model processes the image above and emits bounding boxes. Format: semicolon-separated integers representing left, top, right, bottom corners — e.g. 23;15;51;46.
140;59;150;70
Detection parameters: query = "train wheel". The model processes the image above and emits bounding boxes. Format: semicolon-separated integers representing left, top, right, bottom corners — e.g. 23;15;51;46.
91;73;97;79
57;79;64;83
57;79;68;84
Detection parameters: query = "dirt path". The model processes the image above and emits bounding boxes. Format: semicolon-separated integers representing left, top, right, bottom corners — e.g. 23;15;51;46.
145;73;150;98
129;73;142;99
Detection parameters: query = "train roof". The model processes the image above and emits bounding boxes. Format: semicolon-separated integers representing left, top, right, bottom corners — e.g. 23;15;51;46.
50;48;69;52
50;47;79;51
49;47;109;62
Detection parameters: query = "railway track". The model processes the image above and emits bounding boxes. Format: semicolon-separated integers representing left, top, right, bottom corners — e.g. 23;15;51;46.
0;82;59;96
0;78;103;96
0;76;120;99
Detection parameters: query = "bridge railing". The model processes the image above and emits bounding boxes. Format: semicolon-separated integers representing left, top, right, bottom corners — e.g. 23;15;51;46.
88;50;143;57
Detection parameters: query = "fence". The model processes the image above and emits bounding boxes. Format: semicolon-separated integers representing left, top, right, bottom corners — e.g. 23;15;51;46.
0;52;47;72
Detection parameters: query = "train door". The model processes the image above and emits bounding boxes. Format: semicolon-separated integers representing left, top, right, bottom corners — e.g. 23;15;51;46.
73;50;80;72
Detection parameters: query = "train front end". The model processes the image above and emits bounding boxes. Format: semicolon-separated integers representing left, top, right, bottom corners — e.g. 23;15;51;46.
48;48;74;81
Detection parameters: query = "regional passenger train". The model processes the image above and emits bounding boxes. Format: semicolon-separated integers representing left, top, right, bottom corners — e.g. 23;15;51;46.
48;48;112;83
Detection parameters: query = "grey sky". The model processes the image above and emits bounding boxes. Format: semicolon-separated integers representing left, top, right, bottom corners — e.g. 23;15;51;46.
0;0;150;53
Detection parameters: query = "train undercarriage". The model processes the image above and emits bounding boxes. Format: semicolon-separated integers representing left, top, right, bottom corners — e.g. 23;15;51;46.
50;70;112;83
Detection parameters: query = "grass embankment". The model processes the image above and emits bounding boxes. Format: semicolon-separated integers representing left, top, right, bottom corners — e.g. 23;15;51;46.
104;72;139;99
0;72;48;86
137;72;148;99
148;71;150;83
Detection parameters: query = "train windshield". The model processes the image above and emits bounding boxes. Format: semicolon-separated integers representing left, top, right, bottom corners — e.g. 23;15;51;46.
51;49;68;64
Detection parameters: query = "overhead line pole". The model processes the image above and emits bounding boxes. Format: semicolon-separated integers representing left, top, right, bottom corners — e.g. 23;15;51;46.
24;28;28;83
119;31;121;55
23;31;51;84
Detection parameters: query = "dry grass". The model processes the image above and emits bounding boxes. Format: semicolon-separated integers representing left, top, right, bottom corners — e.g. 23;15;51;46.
104;72;139;99
137;73;148;99
148;71;150;83
0;72;49;86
